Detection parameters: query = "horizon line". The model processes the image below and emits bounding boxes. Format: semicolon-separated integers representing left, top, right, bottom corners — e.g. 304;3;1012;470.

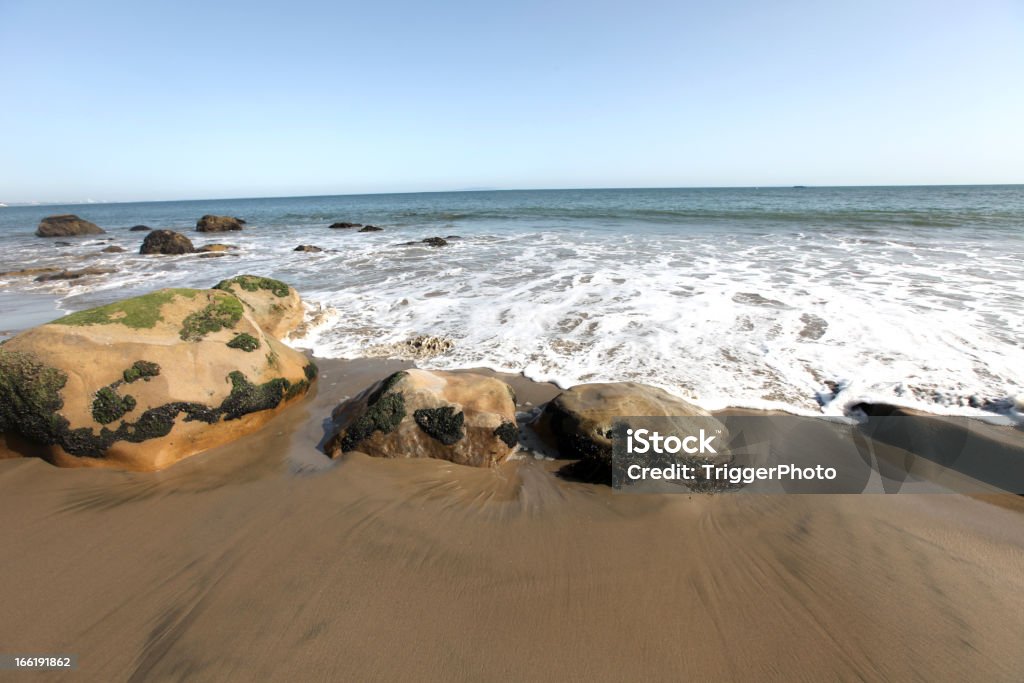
3;182;1023;208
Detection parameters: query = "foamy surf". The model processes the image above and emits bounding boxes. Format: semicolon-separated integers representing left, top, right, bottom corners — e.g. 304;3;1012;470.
1;187;1021;418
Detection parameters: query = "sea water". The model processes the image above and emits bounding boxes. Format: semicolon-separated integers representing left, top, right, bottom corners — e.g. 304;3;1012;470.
1;186;1021;415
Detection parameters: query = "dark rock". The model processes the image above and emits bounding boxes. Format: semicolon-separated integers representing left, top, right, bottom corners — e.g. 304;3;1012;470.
294;244;323;252
36;215;105;237
196;215;245;232
422;237;448;247
329;221;363;229
140;229;195;255
101;246;126;253
129;225;152;232
54;241;71;247
358;225;383;232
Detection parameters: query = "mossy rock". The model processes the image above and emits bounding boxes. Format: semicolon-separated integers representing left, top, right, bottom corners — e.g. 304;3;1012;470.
0;287;316;471
325;369;517;468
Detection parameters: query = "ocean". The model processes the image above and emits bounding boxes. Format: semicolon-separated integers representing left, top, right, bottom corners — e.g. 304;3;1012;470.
1;185;1022;415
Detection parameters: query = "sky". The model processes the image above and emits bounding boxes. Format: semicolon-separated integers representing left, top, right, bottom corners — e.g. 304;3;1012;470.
1;0;1022;203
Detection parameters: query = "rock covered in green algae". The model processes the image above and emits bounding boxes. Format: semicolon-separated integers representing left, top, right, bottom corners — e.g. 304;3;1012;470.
0;285;316;471
324;369;518;468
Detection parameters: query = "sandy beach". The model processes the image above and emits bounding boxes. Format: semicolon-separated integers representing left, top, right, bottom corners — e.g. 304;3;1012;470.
2;357;1023;681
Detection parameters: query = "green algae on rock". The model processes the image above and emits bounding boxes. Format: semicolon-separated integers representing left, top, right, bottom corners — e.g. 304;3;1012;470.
214;275;290;299
0;284;316;470
227;333;260;352
324;369;518;467
53;289;199;329
179;293;244;341
210;275;304;340
123;361;161;384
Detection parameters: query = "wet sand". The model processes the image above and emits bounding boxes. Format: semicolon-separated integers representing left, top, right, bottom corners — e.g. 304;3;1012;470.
1;358;1024;681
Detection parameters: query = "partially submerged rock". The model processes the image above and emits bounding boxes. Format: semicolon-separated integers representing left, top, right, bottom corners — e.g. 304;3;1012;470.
0;287;316;471
328;221;362;229
535;382;728;484
197;243;236;253
294;244;323;252
34;267;116;282
196;215;245;232
140;229;195;255
101;245;126;253
36;215;105;237
369;335;454;360
129;225;152;232
358;225;383;232
213;274;304;340
324;369;518;467
403;237;449;247
0;267;62;278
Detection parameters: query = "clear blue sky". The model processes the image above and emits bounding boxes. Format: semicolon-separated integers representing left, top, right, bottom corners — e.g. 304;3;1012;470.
1;0;1022;202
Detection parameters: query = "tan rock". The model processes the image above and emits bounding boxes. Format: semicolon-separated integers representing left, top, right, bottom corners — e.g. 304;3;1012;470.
534;382;728;483
212;275;304;339
324;369;518;467
0;287;317;471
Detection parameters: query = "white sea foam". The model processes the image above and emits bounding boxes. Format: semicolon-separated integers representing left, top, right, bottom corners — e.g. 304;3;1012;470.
2;192;1022;418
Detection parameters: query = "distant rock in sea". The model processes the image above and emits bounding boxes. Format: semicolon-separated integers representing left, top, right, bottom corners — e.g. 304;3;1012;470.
294;244;323;252
36;214;105;237
0;285;316;470
129;225;152;232
402;237;450;247
140;229;195;255
328;221;362;229
324;369;519;467
196;215;245;232
358;225;383;232
101;245;126;253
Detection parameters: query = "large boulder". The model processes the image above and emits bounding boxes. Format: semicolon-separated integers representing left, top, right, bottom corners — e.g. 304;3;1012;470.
36;215;105;237
140;229;195;255
196;215;245;232
324;369;518;467
0;287;317;471
212;275;304;340
534;382;728;484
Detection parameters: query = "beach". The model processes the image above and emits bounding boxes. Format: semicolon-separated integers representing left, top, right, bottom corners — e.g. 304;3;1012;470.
2;357;1024;681
1;187;1023;680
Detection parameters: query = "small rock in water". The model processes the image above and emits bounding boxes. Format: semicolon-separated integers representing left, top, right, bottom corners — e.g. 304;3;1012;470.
101;245;126;253
141;229;195;255
358;225;383;232
129;225;151;232
328;221;362;229
294;244;323;252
